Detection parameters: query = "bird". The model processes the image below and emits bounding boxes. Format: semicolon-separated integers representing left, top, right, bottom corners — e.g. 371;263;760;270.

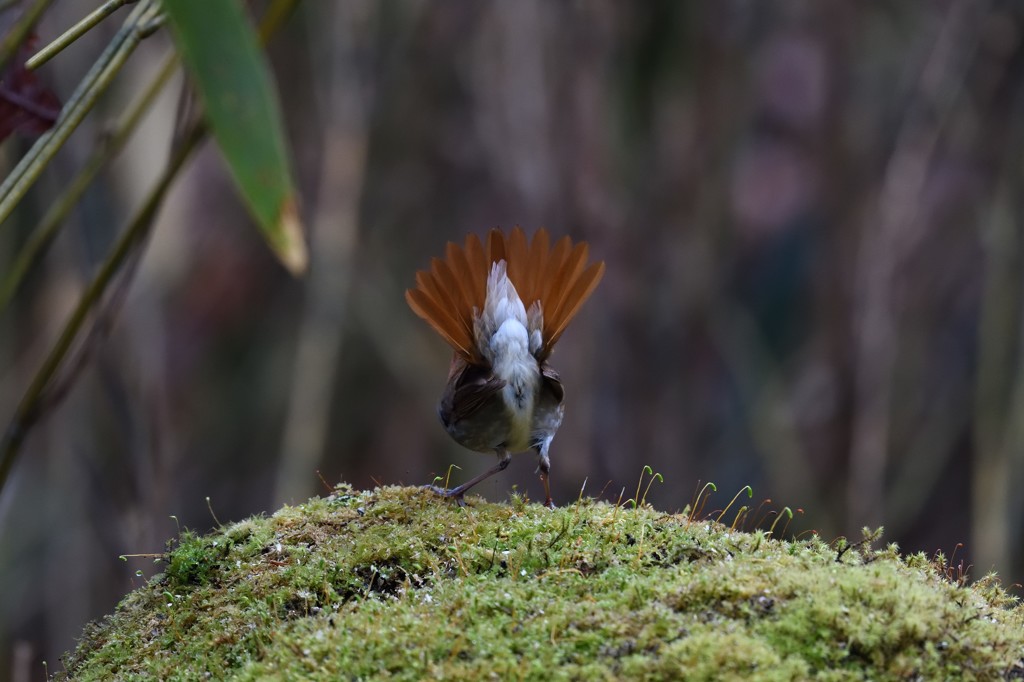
406;227;605;507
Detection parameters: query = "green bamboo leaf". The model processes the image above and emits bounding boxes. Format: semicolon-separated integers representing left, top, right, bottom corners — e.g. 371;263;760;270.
162;0;306;274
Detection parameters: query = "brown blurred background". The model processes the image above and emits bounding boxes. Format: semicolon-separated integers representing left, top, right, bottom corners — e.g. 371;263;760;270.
3;0;1024;677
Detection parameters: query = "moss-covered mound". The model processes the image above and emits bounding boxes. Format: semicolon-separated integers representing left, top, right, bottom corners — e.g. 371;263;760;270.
59;485;1024;680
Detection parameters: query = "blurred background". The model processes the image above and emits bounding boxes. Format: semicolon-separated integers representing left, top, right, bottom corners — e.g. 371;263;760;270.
2;0;1024;677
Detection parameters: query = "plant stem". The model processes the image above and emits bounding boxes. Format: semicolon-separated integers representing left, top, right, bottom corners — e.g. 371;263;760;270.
26;0;138;70
0;0;160;230
0;0;54;74
0;51;179;312
0;0;305;497
0;122;206;495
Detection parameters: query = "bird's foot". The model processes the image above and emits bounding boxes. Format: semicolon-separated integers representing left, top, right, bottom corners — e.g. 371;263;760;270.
422;484;467;507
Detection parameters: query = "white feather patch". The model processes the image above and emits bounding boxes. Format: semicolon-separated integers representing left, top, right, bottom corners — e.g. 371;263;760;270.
476;260;541;450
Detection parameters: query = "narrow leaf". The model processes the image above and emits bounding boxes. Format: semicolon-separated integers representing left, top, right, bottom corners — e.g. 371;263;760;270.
162;0;306;274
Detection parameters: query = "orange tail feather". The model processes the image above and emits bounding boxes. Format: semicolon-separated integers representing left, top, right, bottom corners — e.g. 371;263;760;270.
406;227;604;361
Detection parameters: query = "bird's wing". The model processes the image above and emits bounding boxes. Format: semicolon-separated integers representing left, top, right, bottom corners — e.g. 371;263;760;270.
440;354;506;424
540;363;564;403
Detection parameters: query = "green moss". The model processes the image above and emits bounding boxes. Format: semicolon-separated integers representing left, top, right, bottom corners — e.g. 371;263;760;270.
58;484;1024;681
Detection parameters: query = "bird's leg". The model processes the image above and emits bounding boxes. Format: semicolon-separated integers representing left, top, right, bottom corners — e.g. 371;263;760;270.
425;448;511;506
535;444;554;509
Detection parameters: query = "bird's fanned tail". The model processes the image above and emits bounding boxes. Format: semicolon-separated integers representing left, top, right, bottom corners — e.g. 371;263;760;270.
405;227;605;362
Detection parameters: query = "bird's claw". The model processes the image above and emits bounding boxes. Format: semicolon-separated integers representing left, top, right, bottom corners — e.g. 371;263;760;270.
423;484;467;507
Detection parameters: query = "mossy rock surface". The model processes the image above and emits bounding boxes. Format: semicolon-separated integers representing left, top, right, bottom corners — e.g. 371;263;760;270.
58;485;1024;680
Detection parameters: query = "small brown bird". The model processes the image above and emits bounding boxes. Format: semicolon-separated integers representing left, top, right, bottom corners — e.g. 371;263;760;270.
406;227;605;507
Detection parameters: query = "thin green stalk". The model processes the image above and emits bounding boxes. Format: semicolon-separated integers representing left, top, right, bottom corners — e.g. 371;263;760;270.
0;51;179;312
0;0;54;74
0;122;206;495
26;0;138;70
0;0;301;307
0;0;305;498
0;0;161;229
